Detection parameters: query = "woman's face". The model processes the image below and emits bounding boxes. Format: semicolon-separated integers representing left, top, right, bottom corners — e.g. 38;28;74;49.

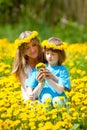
46;50;59;66
25;41;39;59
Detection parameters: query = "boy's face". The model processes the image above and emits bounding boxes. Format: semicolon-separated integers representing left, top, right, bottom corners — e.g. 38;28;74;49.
45;50;59;66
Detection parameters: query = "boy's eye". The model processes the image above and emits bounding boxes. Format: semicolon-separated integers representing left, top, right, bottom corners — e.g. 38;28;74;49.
46;52;50;55
52;53;55;55
51;53;55;56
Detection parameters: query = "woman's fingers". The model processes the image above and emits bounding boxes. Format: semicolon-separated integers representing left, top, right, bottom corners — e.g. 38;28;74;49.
28;93;34;100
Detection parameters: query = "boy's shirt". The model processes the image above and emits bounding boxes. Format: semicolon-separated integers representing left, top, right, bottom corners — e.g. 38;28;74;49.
25;64;71;100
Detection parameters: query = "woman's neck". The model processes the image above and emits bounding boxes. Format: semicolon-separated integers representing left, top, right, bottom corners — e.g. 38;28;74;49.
28;58;39;68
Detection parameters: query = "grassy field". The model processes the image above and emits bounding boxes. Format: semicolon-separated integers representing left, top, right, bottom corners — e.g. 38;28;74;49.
0;37;87;129
0;21;87;43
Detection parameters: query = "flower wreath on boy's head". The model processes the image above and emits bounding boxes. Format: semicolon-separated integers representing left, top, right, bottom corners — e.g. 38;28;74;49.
41;40;67;51
15;31;38;49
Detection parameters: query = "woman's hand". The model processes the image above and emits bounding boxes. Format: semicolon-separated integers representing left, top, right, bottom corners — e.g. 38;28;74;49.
26;87;34;100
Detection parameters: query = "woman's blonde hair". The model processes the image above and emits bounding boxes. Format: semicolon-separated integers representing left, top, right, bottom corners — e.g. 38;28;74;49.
44;37;66;65
12;31;43;79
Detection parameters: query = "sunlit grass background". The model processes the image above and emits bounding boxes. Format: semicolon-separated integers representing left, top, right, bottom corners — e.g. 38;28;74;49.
0;37;87;130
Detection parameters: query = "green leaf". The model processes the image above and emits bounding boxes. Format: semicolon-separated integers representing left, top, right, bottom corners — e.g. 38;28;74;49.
70;124;80;130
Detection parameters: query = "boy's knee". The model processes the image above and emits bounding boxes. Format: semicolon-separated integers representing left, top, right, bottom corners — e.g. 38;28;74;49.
41;94;52;103
52;97;63;105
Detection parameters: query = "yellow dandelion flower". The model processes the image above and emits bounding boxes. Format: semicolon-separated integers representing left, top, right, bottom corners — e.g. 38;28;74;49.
72;111;78;117
81;106;87;111
15;31;38;48
42;40;67;51
36;62;46;70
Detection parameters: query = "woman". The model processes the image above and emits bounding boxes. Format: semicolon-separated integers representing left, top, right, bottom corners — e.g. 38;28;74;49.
12;30;44;100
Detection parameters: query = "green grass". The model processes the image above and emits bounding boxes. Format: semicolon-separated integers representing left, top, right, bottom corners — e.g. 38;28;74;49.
0;19;87;43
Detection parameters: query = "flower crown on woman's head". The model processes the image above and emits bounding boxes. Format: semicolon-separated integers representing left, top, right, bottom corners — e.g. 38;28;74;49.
42;40;66;51
15;31;38;48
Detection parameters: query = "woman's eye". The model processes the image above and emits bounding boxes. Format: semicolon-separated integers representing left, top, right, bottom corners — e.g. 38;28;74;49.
26;47;30;50
32;43;36;46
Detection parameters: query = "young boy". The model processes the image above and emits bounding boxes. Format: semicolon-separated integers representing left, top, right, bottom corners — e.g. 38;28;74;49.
25;37;71;104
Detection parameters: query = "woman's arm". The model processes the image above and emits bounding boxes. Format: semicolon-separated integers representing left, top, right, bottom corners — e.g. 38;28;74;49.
19;70;27;90
19;71;34;100
26;87;34;100
33;82;43;98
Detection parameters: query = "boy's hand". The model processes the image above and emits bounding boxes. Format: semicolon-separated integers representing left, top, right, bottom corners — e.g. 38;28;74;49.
36;68;45;82
36;69;58;82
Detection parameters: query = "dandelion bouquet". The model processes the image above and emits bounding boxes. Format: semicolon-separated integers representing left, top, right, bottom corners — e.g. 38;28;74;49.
33;62;46;98
36;62;46;85
36;62;46;70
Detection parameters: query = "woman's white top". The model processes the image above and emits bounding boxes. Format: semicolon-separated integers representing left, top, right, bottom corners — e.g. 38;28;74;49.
21;66;32;100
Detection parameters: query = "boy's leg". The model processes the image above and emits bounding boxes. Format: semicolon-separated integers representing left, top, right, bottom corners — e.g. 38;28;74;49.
52;96;63;105
41;93;52;103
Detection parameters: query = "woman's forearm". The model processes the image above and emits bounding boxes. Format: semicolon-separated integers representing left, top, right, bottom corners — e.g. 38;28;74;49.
25;87;34;100
33;82;43;96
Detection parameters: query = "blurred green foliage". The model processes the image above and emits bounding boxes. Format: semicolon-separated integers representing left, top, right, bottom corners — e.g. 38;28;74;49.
0;20;87;43
0;0;87;43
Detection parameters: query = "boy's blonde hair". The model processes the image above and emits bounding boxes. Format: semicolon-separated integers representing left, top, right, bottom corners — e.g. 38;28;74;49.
48;37;63;46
